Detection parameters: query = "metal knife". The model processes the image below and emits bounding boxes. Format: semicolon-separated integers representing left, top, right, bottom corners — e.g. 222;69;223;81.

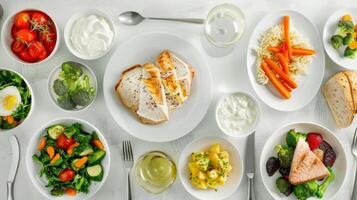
7;135;20;200
245;132;256;200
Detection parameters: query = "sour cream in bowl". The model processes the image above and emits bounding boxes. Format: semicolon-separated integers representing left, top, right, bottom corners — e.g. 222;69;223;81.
216;92;260;137
64;9;116;60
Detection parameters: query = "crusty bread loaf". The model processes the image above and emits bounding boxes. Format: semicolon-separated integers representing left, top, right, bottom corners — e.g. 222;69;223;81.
323;72;354;128
289;139;330;185
343;71;357;113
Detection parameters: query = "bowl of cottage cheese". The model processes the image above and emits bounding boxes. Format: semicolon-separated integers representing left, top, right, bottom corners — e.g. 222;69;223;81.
216;92;260;137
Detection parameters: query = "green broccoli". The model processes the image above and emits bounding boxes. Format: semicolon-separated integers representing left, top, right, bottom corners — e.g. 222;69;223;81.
330;35;343;49
276;177;293;196
344;47;357;59
53;79;68;96
338;20;355;36
316;167;335;198
293;184;310;200
304;181;319;195
71;89;93;106
343;33;353;45
275;144;294;168
61;61;83;80
286;129;307;147
57;96;75;110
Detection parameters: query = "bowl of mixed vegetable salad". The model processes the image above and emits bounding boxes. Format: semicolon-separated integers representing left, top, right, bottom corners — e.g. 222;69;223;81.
26;117;110;199
0;68;33;132
260;122;347;200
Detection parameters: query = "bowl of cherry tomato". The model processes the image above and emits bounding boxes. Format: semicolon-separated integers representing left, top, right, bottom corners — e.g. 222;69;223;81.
1;9;59;64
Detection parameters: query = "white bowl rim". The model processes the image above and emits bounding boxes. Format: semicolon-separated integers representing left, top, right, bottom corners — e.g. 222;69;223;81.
0;67;35;133
47;62;98;113
25;117;111;200
64;8;117;60
1;8;61;65
178;135;244;200
259;121;348;200
215;91;261;137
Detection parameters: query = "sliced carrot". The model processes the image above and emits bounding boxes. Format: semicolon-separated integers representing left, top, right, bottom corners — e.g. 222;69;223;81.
38;137;46;151
261;63;291;99
75;156;88;168
47;146;55;159
92;139;105;150
283;16;292;60
282;42;290;62
6;116;15;124
292;48;316;55
67;142;80;155
349;41;357;49
50;153;61;164
264;57;298;89
282;81;293;92
66;188;77;196
277;53;289;74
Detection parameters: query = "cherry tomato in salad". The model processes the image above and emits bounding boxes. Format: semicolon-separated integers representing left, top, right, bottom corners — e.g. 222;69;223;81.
11;25;20;39
15;29;38;43
31;12;50;27
11;40;25;53
39;27;56;53
56;134;75;150
14;12;31;29
17;49;36;62
58;168;75;182
27;41;47;59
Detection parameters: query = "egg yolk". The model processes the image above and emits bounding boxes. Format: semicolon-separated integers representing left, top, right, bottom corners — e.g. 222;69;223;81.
3;95;18;111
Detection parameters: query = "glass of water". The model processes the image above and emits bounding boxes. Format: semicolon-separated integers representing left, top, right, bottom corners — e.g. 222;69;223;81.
204;4;245;48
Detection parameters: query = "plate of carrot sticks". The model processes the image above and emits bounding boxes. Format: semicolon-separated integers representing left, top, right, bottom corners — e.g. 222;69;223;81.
247;10;325;111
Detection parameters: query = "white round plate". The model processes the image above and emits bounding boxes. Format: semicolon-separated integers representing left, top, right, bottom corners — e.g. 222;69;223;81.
260;122;347;200
247;10;325;111
178;136;243;200
26;117;111;200
103;32;212;142
323;8;357;69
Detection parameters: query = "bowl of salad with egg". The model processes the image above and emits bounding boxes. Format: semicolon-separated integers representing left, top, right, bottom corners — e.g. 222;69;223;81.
0;68;33;131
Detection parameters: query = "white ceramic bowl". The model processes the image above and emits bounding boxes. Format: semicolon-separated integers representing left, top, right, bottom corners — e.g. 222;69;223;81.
64;9;116;60
215;92;260;137
1;8;60;65
47;62;98;113
323;8;357;70
0;67;34;133
260;122;347;200
26;117;110;200
178;136;243;200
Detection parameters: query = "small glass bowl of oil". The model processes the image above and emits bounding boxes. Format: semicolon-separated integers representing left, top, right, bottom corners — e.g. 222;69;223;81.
134;151;177;194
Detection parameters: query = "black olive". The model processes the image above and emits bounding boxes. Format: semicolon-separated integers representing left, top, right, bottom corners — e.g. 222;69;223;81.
266;157;280;176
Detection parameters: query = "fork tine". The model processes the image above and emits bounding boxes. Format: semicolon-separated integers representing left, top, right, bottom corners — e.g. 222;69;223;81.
128;141;133;161
353;128;357;147
123;140;127;161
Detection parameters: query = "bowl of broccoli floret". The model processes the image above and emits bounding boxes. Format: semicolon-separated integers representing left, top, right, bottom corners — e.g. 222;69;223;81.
48;61;97;112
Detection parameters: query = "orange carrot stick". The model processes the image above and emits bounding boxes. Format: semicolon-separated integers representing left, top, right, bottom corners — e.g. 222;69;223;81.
38;137;46;151
264;58;297;89
261;63;291;99
66;188;77;196
50;153;61;164
283;16;292;60
92;139;105;150
47;146;55;159
75;156;88;168
292;48;316;55
267;47;282;53
277;53;289;74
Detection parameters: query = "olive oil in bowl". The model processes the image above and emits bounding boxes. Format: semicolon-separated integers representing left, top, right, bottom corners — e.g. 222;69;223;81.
134;151;177;194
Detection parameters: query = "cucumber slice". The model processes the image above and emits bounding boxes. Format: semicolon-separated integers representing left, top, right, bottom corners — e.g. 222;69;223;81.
73;144;94;156
47;125;65;140
88;150;106;165
86;164;103;181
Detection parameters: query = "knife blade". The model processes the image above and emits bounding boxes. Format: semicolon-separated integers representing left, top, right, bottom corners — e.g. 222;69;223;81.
245;132;255;200
7;135;20;182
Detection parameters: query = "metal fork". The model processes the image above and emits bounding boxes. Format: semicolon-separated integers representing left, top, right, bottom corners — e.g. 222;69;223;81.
352;128;357;200
122;140;134;200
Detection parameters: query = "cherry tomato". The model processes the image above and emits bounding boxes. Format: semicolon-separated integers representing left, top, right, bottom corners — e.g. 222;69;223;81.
27;41;47;59
58;168;75;182
56;134;75;150
37;48;48;60
17;49;36;62
39;27;56;53
14;12;31;29
11;40;25;53
11;25;20;39
31;12;50;27
306;132;323;151
16;29;38;43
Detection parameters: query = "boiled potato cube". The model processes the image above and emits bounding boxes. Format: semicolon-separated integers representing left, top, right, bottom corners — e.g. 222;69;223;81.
188;162;200;174
218;151;229;159
210;153;224;169
207;178;220;189
191;152;205;161
210;144;220;154
197;171;207;180
191;175;207;189
207;169;219;179
196;158;210;171
217;175;227;185
223;164;232;173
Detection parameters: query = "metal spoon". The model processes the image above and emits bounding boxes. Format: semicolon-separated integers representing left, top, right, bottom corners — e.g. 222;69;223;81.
118;11;204;25
352;128;357;200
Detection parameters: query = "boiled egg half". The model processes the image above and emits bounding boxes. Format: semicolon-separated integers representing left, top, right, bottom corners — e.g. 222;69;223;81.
0;86;22;116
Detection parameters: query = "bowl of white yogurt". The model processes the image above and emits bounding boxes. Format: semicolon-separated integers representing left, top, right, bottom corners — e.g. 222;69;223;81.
216;92;260;137
64;9;116;60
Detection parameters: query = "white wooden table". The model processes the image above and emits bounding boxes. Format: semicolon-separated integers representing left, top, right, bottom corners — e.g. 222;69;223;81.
0;0;356;199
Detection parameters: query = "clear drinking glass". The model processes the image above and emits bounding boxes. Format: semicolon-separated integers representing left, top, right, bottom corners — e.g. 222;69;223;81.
134;151;177;194
204;4;246;48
